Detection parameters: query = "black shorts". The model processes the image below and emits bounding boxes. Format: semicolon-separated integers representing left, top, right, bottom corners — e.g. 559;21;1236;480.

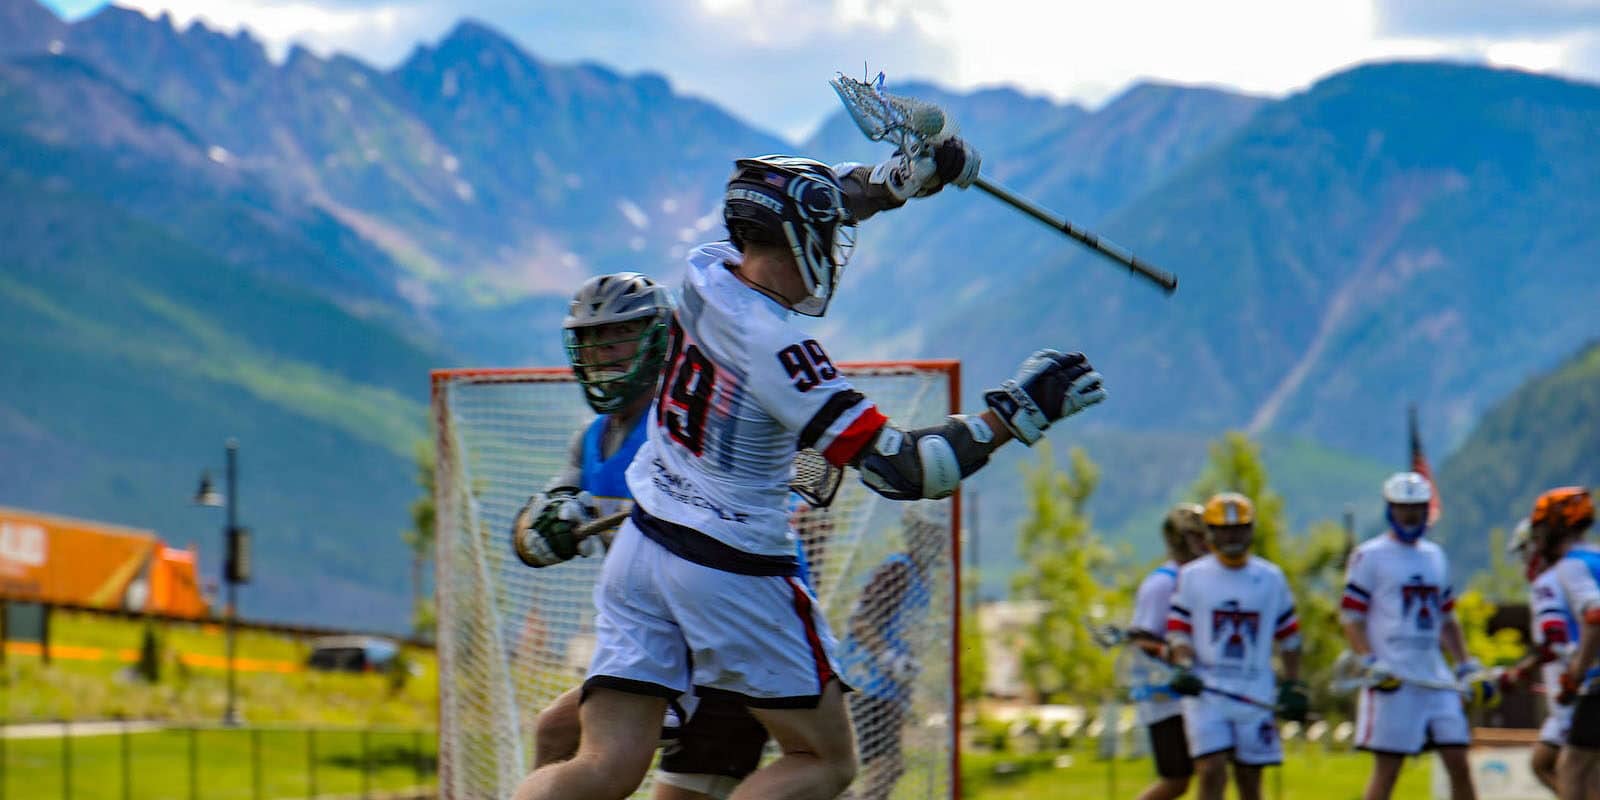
659;693;769;778
849;694;908;764
1149;715;1195;778
1571;693;1600;749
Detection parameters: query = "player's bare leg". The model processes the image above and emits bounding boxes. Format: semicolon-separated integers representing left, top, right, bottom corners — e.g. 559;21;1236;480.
1532;742;1561;794
533;686;583;767
1230;763;1264;800
734;681;858;800
1192;752;1230;800
847;755;903;800
1436;745;1477;800
1558;747;1600;800
1362;752;1406;800
512;688;668;800
1135;776;1190;800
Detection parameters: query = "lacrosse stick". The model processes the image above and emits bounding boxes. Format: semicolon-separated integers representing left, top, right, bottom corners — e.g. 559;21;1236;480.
831;72;1179;295
1115;640;1281;712
1328;651;1470;695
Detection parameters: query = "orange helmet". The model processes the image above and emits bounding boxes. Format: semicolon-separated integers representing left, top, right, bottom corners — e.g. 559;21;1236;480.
1530;487;1594;536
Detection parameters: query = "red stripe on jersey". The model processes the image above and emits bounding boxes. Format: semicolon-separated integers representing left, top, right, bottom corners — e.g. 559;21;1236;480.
1274;620;1300;639
822;406;888;467
1340;596;1369;612
1540;619;1570;643
1167;618;1192;634
787;577;835;691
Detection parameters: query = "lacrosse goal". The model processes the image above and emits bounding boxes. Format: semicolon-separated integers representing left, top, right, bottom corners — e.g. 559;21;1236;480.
431;361;963;799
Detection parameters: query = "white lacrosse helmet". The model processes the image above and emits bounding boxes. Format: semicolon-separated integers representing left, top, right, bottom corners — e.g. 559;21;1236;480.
1382;472;1433;505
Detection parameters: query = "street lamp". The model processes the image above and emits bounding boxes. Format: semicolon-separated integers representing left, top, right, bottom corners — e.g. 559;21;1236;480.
192;438;249;726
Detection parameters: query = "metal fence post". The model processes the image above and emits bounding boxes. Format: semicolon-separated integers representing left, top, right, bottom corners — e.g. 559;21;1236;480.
361;728;371;800
307;728;317;799
60;719;71;800
251;728;262;800
121;717;131;800
188;727;199;800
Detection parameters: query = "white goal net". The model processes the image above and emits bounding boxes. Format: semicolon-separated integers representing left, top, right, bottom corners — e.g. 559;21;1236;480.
432;362;962;800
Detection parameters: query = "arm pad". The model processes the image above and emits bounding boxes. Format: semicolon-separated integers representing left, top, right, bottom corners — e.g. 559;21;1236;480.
857;414;997;501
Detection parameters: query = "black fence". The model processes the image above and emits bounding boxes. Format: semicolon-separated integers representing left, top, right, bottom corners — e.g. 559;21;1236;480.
0;720;437;800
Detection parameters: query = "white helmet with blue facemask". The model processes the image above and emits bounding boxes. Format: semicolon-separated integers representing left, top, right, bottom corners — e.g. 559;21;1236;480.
1382;471;1433;543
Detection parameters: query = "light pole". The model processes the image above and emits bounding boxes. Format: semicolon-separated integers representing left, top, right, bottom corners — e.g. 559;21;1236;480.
193;438;247;726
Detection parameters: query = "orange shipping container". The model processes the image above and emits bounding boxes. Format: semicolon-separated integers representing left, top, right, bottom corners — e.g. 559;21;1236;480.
0;506;209;618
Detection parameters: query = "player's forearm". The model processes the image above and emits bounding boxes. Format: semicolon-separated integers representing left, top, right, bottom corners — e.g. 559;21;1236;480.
1341;620;1372;655
1279;648;1301;682
1440;615;1468;664
976;410;1015;448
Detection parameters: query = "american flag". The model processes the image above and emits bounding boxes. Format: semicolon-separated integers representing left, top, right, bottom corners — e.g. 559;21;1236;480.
1409;404;1442;523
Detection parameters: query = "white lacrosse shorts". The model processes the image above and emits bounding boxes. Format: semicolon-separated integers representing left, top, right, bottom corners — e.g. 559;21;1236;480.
584;519;843;707
1538;701;1573;747
1182;694;1283;766
1354;683;1471;755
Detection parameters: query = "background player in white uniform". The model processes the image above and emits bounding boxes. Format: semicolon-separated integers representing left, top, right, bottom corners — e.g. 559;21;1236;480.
1166;493;1305;800
1503;516;1599;798
1339;472;1478;800
1524;487;1600;800
513;143;1108;800
1128;503;1208;800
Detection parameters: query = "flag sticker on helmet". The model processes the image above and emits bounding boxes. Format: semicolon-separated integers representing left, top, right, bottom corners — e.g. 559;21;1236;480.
1226;505;1239;524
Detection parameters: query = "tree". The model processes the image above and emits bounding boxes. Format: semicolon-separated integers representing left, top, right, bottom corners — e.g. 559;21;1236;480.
402;440;437;639
1010;445;1116;703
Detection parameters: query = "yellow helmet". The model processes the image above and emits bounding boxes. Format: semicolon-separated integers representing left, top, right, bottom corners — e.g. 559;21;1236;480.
1203;492;1255;527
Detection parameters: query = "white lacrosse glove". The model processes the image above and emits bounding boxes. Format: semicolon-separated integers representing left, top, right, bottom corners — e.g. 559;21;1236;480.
984;350;1106;445
869;136;981;202
511;487;601;568
1362;654;1401;691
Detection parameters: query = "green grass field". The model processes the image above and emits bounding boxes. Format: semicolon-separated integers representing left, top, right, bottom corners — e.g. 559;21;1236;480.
0;726;436;799
963;742;1432;800
2;609;436;726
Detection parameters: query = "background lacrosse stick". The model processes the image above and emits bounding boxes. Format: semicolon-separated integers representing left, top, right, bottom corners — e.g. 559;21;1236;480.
1327;650;1469;695
831;72;1179;294
1092;618;1282;712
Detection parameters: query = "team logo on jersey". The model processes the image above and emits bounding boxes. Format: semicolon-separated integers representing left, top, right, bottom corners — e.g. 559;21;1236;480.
1400;574;1441;631
1535;584;1557;602
1211;600;1260;660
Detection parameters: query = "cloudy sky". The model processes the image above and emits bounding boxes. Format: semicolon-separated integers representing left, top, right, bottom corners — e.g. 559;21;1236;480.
39;0;1600;140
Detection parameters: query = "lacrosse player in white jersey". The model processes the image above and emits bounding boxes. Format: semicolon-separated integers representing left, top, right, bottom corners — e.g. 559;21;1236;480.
1128;503;1208;800
512;140;1107;800
1340;472;1482;800
1523;487;1600;800
1166;493;1305;800
1503;516;1600;798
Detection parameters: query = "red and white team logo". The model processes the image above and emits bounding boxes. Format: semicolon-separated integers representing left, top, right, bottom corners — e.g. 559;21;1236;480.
1399;574;1441;631
1212;600;1260;660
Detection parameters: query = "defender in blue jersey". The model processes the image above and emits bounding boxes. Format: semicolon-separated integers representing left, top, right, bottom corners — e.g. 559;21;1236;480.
515;272;773;800
838;504;947;800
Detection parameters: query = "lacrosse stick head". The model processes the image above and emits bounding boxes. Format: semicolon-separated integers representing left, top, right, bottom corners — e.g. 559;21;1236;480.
1082;616;1127;650
1114;643;1177;702
829;72;954;152
790;448;843;509
1328;650;1373;694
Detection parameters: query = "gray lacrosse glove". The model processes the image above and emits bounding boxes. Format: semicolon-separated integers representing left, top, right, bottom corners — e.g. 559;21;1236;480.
984;350;1106;445
511;486;600;568
927;136;980;192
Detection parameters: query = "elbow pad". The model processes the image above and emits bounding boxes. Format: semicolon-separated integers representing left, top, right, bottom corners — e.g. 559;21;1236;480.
858;415;996;501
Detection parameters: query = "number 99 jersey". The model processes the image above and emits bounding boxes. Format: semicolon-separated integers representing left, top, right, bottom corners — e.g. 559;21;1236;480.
625;241;887;561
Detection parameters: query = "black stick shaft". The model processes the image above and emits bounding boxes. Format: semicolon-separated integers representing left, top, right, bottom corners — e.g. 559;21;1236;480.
973;175;1178;294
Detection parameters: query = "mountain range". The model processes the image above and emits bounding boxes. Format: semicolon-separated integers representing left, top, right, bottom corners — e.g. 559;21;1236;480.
4;0;1598;627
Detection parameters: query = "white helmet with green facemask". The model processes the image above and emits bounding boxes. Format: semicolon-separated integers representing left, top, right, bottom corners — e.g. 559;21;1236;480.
563;272;673;414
